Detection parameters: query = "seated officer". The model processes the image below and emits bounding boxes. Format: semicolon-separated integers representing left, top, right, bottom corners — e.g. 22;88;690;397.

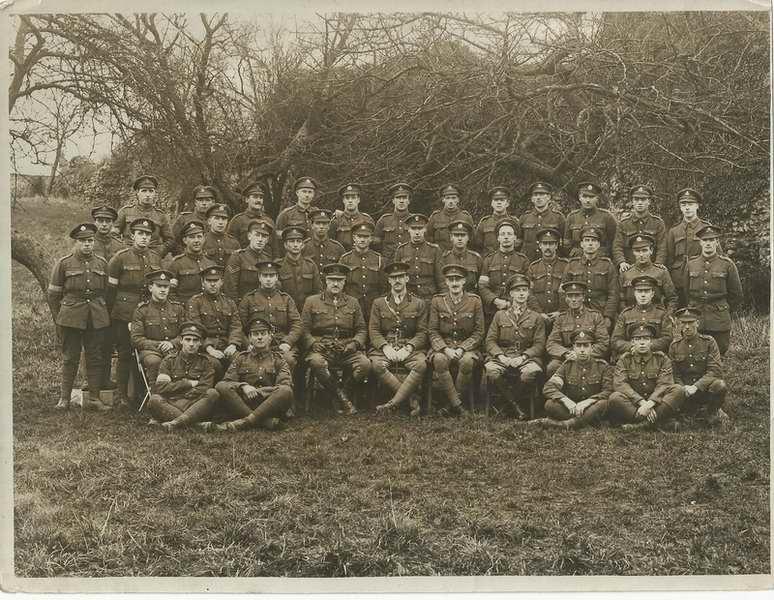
301;263;370;415
608;323;684;431
526;227;568;324
669;307;730;426
428;264;485;416
478;220;530;320
148;321;218;432
435;220;482;293
545;281;609;378
186;265;242;380
393;213;440;301
484;273;545;418
130;269;187;385
211;317;294;432
611;275;673;361
534;329;613;430
238;260;302;372
617;233;677;313
370;261;430;417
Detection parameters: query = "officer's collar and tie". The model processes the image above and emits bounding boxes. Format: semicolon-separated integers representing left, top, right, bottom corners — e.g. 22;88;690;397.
510;302;526;320
447;290;465;305
390;290;407;306
284;253;302;264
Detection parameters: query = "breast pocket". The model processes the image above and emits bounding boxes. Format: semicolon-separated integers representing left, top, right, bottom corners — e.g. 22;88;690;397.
497;321;516;345
591;267;610;289
673;235;687;262
710;271;727;293
521;223;536;241
569;223;583;243
530;273;547;293
419;257;434;276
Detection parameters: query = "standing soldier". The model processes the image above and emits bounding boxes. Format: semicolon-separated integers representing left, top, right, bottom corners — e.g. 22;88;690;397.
211;317;294;432
519;182;566;261
526;228;569;323
227;181;278;252
618;234;678;313
371;261;430;416
329;182;375;251
114;175;173;257
276;176;319;239
478;220;530;320
545;281;609;378
186;265;242;380
148;321;218;431
613;185;667;271
303;209;345;276
435;220;482;293
428;264;485;416
203;203;241;267
340;222;386;320
426;183;474;251
562;226;619;331
171;185;216;255
131;269;187;386
223;219;273;301
669;307;730;425
474;187;519;255
684;225;743;355
278;226;320;312
168;220;216;304
373;182;412;263
564;181;617;258
106;218;163;406
394;213;440;301
48;223;111;411
91;205;124;262
301;264;370;415
484;274;546;418
608;323;685;431
611;275;674;362
665;188;718;303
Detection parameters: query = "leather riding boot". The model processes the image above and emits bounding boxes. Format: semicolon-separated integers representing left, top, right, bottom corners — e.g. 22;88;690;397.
437;370;461;410
174;394;216;427
60;359;79;410
243;388;293;426
376;369;402;395
388;369;424;408
337;388;358;415
493;377;526;419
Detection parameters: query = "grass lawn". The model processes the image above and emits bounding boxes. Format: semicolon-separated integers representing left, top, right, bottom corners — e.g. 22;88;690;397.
10;196;771;577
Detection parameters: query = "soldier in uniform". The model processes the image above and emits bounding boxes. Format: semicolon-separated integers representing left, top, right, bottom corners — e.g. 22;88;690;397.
91;205;124;262
426;183;474;251
276;176;319;239
526;227;568;323
533;329;613;430
211;317;294;431
114;175;173;256
435;220;482;293
329;182;375;251
370;261;429;416
168;220;216;304
130;269;187;385
303;209;345;276
373;182;412;263
684;225;743;354
545;281;609;378
611;275;674;363
48;223;111;411
484;273;546;418
474;186;519;255
478;220;530;320
227;181;278;252
340;221;386;319
608;323;685;430
239;260;302;372
148;321;218;431
519;182;566;261
618;233;678;313
428;264;485;416
223;219;273;301
562;226;619;331
186;265;242;380
669;307;730;425
301;263;370;415
613;184;667;271
171;185;216;255
564;181;617;258
203;203;240;267
106;217;163;406
394;213;440;301
278;226;320;312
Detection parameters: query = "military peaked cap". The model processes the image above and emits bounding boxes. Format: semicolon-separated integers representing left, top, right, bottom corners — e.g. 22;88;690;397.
442;263;467;278
384;261;410;277
145;269;173;285
69;222;97;240
577;181;602;196
631;275;658;289
322;263;350;278
193;185;217;200
201;265;225;278
696;224;722;239
506;273;530;290
404;213;429;227
294;176;319;191
206;203;230;219
629;233;655;249
628;323;657;338
536;227;561;242
180;321;205;339
129;218;157;234
241;181;268;197
528;181;553;195
630;184;654;198
132;175;158;190
674;307;702;322
439;183;462;197
338;182;362;196
448;220;473;235
561;280;588;294
91;205;118;220
282;226;306;241
677;188;702;203
571;329;596;344
388;182;413;197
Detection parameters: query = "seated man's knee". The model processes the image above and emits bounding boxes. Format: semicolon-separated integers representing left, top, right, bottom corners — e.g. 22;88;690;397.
432;354;449;371
352;356;371;381
413;358;428;375
520;363;542;384
371;357;389;376
214;381;232;396
710;379;727;395
608;391;627;404
307;353;327;370
484;361;502;380
546;359;562;378
459;353;476;374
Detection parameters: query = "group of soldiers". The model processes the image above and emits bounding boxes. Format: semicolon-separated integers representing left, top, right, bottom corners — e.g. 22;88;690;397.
47;174;743;432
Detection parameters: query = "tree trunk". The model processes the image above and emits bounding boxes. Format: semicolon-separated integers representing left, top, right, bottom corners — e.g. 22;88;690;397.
11;229;55;321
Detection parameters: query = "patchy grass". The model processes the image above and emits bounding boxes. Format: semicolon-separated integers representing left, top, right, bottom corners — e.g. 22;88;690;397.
11;196;770;576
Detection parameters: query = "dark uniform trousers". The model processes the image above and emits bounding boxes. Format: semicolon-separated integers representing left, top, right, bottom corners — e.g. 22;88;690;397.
665;218;715;303
545;307;609;377
47;251;110;402
608;351;685;424
543;358;613;426
130;299;186;385
214;349;294;428
394;241;440;300
149;352;217;424
669;333;727;411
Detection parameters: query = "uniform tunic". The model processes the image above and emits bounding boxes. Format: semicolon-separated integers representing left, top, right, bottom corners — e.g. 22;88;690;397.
564;207;617;258
227;209;277;250
519;205;566;261
170;209;210;253
221;348;293;408
328;211;375;251
340;249;386;319
612;212;667;266
373;210;411;263
368;293;429;352
278;254;320;312
426;208;474;251
669;334;723;390
276;204;318;238
203;231;241;267
168;252;216;304
223;246;272;301
302;236;345;275
428;292;485;354
612;350;682;408
684;253;743;333
114;202;173;255
153;351;215;409
545;307;609;363
107;247;163;321
48;252;110;330
130;299;186;355
562;254;619;321
611;304;673;358
238;288;302;348
93;232;125;262
186;292;242;351
474;213;519;255
435;248;482;294
544;358;613;403
394;240;440;299
526;257;569;314
664;217;715;292
301;292;368;350
478;249;530;313
618;262;678;313
485;307;545;364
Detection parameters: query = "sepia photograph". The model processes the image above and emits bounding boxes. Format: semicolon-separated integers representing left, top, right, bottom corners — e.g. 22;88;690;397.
4;1;771;592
